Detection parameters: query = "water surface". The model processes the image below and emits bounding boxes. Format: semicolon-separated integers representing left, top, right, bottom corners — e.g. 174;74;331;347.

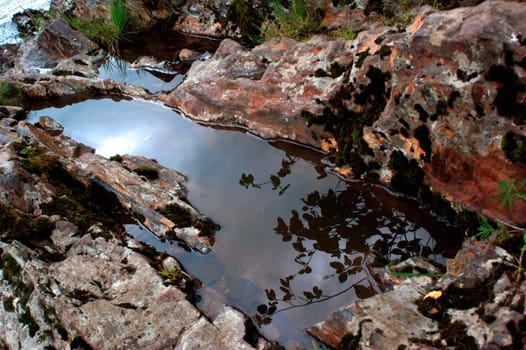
29;99;461;348
0;0;50;44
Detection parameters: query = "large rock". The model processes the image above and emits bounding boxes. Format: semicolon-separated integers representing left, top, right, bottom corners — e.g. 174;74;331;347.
166;0;526;227
363;0;526;226
18;19;99;71
308;240;525;349
163;35;353;148
0;236;267;350
1;115;216;252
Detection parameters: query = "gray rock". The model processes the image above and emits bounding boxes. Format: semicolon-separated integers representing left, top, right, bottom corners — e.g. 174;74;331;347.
35;116;64;136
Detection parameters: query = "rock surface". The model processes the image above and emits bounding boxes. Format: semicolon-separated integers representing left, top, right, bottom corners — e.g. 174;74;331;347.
167;0;526;227
0;114;265;348
0;236;266;350
163;36;353;148
308;240;526;349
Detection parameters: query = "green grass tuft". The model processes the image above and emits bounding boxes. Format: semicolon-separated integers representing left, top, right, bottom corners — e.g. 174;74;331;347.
264;0;323;41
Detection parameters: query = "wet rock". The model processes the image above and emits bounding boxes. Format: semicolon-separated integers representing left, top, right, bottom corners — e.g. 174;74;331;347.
164;35;353;148
130;55;176;74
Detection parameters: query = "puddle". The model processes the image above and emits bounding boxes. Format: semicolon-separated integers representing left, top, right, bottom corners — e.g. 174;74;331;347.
99;56;185;93
29;98;462;348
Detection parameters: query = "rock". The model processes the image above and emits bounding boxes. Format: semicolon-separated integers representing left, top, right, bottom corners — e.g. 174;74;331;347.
12;9;52;38
19;19;99;70
309;240;525;349
50;220;79;253
163;35;353;148
178;48;203;62
0;106;27;120
440;240;513;290
175;0;225;37
307;276;438;349
35;116;64;136
168;0;526;228
0;44;19;74
362;0;526;226
0;236;267;349
130;55;176;74
50;0;178;32
1;116;216;252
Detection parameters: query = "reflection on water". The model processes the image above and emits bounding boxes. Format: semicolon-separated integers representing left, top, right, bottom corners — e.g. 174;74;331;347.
29;98;462;348
99;56;184;93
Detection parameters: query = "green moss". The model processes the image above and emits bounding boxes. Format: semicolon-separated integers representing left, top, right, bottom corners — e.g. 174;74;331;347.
0;203;54;243
158;204;194;228
3;296;15;312
301;109;327;126
158;204;220;237
40;163;124;234
502;132;526;164
159;267;179;282
109;154;123;162
19;308;39;337
227;0;264;44
133;166;159;180
329;26;357;41
1;253;22;288
0;81;26;106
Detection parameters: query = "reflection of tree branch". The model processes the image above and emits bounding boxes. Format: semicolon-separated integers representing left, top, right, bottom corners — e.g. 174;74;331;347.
238;156;298;196
272;276;369;315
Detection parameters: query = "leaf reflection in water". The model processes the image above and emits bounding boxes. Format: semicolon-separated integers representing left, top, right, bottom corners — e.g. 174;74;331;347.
239;156;297;195
254;185;444;326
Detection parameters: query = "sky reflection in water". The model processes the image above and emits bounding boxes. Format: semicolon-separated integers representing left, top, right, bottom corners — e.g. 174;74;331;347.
29;99;460;348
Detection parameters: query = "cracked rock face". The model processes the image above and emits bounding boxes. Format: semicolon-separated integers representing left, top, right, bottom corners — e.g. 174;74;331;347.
1;236;265;350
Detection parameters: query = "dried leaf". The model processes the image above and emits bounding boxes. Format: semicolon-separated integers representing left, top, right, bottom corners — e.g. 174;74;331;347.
423;290;442;300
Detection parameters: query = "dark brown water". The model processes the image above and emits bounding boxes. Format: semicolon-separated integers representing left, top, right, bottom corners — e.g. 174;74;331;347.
29;98;462;348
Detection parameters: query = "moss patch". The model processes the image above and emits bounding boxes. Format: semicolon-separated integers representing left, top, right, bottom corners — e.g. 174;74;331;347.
502;131;526;164
158;204;220;237
0;202;55;244
0;81;26;106
227;0;264;44
133;166;159;180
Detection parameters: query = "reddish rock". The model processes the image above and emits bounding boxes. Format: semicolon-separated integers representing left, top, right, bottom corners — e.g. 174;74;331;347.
163;36;353;148
167;0;526;226
364;1;526;226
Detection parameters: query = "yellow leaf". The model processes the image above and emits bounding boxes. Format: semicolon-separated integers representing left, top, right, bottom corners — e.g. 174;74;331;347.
423;290;442;300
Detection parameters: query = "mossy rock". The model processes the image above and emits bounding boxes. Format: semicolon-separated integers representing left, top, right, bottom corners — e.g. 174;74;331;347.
133;166;159;180
502;131;526;164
